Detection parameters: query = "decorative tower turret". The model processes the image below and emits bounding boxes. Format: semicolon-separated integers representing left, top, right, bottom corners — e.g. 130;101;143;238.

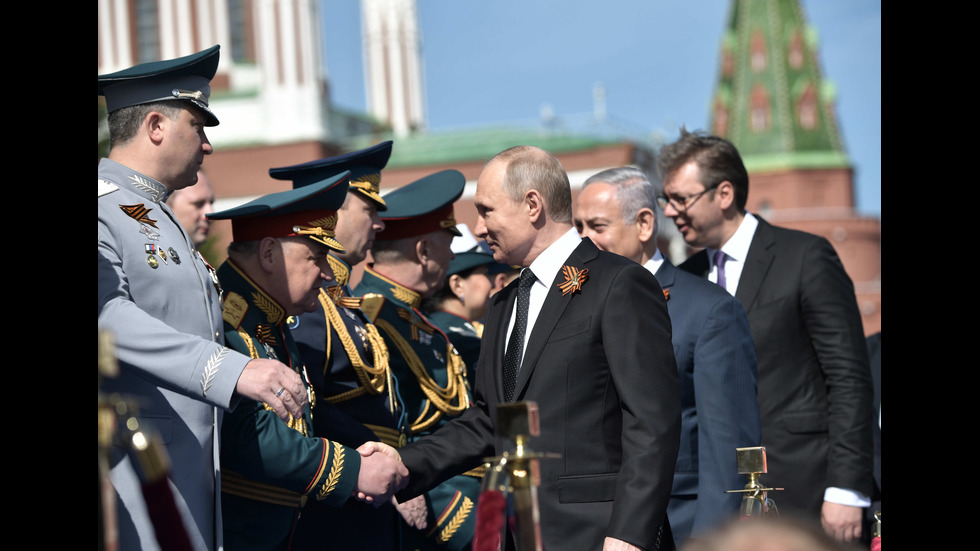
709;0;880;334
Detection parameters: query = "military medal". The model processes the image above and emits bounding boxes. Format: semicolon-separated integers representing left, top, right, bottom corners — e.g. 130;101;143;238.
557;265;589;296
256;324;279;360
169;247;181;264
144;244;161;268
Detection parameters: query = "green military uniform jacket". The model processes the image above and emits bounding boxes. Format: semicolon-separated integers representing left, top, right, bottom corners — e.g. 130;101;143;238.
355;266;481;551
290;253;403;550
423;310;484;382
217;259;360;551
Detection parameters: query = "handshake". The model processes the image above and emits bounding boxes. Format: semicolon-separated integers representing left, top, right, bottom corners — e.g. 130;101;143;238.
353;442;428;529
352;441;409;505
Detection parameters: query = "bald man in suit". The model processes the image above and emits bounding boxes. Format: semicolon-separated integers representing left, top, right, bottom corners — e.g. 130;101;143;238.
396;146;681;551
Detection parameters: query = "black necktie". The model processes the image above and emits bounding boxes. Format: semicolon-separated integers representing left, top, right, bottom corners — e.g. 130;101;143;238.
503;269;535;402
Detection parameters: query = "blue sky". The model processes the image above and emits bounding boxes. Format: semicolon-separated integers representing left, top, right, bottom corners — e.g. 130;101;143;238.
321;1;881;218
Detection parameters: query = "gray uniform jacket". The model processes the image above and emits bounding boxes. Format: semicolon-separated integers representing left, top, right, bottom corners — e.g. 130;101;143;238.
98;158;250;551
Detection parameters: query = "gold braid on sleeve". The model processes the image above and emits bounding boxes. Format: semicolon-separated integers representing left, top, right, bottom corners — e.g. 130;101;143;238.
374;318;469;434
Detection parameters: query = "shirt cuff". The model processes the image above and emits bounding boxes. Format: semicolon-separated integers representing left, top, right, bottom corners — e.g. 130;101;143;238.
824;487;871;508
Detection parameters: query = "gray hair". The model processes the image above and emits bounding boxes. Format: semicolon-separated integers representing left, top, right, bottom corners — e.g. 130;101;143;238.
107;101;185;148
581;166;661;238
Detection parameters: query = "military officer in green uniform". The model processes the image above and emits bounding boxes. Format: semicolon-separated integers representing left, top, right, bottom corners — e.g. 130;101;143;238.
355;170;482;551
207;171;409;550
269;143;408;550
421;250;497;374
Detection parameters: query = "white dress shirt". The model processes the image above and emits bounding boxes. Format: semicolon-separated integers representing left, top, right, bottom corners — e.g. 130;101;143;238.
706;211;758;295
642;248;665;278
505;227;582;368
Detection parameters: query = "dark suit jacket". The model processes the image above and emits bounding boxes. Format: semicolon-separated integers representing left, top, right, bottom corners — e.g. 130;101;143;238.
399;237;681;551
654;258;761;545
680;217;874;516
863;332;881;544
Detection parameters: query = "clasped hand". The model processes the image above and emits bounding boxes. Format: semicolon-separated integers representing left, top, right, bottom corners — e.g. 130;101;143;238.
353;441;409;507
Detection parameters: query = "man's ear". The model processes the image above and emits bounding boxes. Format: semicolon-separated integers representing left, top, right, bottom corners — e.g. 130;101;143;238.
258;237;280;273
635;208;655;243
526;189;544;223
415;236;429;264
716;180;735;211
145;111;167;145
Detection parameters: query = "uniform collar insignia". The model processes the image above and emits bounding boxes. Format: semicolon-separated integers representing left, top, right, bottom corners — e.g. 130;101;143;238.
557;264;589;296
120;203;158;228
327;254;350;286
128;173;168;202
391;285;421;308
251;290;285;325
224;260;286;324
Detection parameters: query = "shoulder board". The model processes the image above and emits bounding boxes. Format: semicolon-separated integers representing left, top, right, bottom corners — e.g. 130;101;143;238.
98;179;119;197
359;293;386;323
222;291;249;329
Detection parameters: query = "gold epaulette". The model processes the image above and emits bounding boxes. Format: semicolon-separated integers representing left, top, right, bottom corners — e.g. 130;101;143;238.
221;469;307;508
359;293;386;323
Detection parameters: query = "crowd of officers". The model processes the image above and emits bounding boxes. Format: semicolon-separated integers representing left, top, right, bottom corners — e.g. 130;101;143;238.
98;45;878;551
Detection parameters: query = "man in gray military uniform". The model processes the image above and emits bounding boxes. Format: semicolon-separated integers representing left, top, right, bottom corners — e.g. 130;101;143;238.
98;45;310;551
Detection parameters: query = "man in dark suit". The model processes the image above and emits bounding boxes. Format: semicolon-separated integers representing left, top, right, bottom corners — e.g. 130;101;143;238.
395;145;681;551
574;166;761;549
657;129;874;543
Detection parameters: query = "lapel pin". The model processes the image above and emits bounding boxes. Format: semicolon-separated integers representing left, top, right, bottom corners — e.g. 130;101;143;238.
557;265;589;296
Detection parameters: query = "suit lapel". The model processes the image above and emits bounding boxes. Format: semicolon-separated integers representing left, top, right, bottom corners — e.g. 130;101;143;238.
735;217;775;312
683;249;710;278
512;239;599;400
654;256;678;297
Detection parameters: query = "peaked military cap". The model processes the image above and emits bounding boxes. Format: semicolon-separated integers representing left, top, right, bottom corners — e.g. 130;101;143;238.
380;169;465;239
269;141;392;211
98;45;221;126
447;251;496;276
208;171;350;252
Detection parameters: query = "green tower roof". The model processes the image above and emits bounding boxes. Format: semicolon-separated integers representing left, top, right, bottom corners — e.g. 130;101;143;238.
710;0;850;172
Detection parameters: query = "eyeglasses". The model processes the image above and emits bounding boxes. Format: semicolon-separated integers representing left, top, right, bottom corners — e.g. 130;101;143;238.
656;182;721;212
